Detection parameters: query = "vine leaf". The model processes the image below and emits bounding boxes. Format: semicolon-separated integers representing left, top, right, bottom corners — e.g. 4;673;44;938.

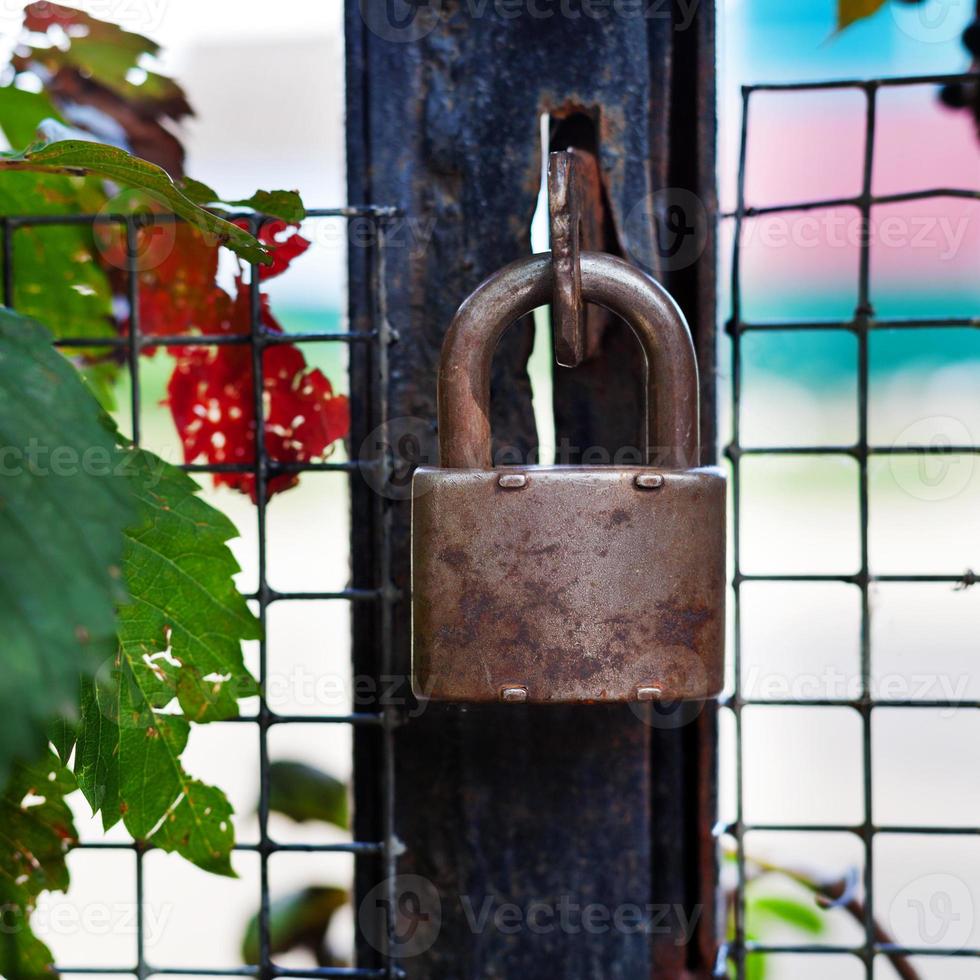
181;179;306;225
268;761;349;829
16;1;191;174
0;87;119;404
0;309;133;784
0;140;272;265
74;447;260;874
165;280;349;502
837;0;887;31
241;886;349;966
0;752;78;980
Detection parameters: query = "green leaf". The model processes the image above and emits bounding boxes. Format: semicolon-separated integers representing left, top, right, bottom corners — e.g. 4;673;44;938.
0;140;272;265
0;309;133;783
745;951;767;980
75;447;259;874
16;5;188;118
749;895;826;936
119;449;260;719
0;87;65;150
0;752;78;980
150;778;236;876
241;886;348;965
179;177;220;205
268;761;349;829
179;181;306;223
837;0;887;31
226;190;305;224
0;96;119;403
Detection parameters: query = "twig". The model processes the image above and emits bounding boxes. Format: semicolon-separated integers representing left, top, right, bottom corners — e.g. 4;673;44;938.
734;854;923;980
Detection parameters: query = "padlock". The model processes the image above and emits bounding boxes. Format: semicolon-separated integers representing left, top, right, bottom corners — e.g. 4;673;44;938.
411;251;726;704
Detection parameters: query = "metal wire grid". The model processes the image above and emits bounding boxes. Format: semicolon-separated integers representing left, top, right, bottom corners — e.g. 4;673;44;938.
1;207;402;979
720;71;980;978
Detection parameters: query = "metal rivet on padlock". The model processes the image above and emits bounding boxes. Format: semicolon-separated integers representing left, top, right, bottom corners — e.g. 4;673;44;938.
411;251;726;704
635;474;665;490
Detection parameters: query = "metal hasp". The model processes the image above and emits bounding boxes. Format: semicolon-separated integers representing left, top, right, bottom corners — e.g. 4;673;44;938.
549;148;592;367
411;252;726;703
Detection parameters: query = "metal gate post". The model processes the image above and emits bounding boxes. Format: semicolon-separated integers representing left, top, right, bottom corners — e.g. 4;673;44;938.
347;4;718;976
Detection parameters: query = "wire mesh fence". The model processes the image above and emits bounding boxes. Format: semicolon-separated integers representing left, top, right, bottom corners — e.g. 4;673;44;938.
721;71;980;979
2;207;403;979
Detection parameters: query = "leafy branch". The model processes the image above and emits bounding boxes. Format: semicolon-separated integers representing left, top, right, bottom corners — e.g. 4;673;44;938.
0;309;260;977
0;140;274;266
728;851;923;980
0;2;349;496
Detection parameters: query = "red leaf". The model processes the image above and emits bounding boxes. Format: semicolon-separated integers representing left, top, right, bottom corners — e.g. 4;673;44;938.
23;2;85;31
234;220;311;280
165;281;349;502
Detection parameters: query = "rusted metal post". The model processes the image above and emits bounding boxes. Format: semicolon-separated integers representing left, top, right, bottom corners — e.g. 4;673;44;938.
347;4;717;976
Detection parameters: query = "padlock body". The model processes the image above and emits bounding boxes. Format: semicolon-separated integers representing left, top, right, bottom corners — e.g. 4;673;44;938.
411;465;726;703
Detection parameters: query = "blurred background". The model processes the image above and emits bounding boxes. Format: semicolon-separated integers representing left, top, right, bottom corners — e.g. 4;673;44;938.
2;0;977;977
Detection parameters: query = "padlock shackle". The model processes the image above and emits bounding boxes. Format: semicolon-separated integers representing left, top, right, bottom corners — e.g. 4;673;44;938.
438;251;700;470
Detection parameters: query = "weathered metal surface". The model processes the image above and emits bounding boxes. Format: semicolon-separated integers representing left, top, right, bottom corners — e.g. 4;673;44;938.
413;465;725;702
549;150;586;366
346;3;719;977
437;252;699;471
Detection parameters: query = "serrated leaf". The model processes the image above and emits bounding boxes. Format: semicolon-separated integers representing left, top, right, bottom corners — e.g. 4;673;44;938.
227;190;305;224
268;761;349;829
120;449;260;718
75;447;259;874
0;751;77;980
0;140;272;265
178;181;306;224
152;779;236;876
0;309;133;783
837;0;887;31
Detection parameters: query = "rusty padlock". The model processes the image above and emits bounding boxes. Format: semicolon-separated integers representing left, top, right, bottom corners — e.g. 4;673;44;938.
411;251;725;704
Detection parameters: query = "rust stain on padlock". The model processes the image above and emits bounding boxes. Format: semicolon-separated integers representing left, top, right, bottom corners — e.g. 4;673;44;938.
411;251;726;704
413;466;724;703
